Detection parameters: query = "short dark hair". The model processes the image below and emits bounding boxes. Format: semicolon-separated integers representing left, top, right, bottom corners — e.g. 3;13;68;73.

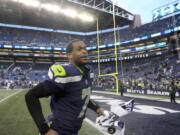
66;39;82;53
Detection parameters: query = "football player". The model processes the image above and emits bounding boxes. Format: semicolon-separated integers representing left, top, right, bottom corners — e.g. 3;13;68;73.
25;39;106;135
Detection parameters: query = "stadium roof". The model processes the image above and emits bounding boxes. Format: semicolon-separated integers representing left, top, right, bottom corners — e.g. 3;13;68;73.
0;0;134;32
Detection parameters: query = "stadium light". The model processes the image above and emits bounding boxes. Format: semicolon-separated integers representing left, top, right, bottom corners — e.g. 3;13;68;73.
78;13;94;22
62;9;78;18
10;0;18;2
18;0;41;8
41;4;60;13
10;0;94;22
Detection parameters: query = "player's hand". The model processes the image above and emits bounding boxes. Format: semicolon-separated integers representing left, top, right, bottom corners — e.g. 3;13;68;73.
44;129;59;135
97;108;109;116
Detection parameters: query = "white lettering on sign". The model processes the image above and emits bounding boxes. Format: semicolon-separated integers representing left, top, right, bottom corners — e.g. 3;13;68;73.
153;1;180;20
127;89;180;97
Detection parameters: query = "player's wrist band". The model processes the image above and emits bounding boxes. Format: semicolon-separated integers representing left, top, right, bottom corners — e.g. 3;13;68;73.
39;123;50;135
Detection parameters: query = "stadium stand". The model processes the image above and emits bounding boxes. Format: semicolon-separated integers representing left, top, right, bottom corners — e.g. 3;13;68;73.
0;62;50;89
0;13;180;47
0;53;179;91
91;54;180;91
0;8;180;92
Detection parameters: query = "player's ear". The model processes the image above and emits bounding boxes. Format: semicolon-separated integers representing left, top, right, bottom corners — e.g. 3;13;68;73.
67;52;73;59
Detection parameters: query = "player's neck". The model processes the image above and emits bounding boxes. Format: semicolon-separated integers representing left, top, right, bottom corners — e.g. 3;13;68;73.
70;61;86;73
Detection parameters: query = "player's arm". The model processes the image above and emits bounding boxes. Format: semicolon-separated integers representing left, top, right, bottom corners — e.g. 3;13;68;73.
88;99;107;115
25;64;66;135
25;83;49;134
25;81;59;135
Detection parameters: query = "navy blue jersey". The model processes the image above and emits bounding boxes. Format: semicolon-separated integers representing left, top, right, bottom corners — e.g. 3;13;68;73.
42;63;92;132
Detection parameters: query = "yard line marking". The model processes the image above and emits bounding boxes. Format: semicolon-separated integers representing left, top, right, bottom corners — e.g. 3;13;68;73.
0;90;23;103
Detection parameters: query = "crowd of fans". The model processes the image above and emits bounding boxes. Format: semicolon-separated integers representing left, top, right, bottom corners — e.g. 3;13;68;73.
0;53;179;93
91;54;180;92
0;62;49;89
0;14;180;47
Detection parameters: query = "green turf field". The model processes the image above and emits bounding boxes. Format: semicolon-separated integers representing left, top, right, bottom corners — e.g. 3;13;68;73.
0;90;19;100
0;90;103;135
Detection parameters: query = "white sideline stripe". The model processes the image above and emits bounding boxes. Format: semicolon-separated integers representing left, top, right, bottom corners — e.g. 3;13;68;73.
0;90;22;103
93;91;119;95
85;118;106;135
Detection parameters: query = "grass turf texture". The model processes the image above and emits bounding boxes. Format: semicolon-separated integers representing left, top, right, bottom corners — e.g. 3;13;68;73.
0;90;103;135
0;90;18;100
